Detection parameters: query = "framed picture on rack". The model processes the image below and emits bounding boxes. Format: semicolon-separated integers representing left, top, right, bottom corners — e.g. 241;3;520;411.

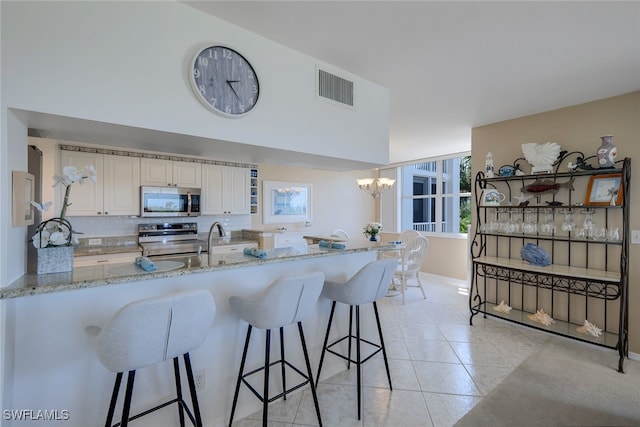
584;173;623;206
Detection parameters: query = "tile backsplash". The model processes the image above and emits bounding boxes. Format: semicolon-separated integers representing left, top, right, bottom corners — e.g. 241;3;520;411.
69;215;252;239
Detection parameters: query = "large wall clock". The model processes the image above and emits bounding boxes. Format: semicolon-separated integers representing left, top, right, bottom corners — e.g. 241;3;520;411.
190;45;260;117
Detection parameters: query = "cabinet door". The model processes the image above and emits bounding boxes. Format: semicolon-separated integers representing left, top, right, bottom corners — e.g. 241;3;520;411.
225;167;250;214
103;155;140;216
173;161;202;188
201;164;225;214
201;165;250;214
140;158;173;186
60;150;103;216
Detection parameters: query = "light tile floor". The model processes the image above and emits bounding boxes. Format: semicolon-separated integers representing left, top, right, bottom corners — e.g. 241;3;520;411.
233;273;550;427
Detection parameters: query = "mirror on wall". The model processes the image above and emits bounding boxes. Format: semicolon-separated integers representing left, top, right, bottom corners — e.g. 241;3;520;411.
263;181;312;224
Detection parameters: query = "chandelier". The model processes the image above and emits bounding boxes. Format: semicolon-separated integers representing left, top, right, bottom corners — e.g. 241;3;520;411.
356;177;396;199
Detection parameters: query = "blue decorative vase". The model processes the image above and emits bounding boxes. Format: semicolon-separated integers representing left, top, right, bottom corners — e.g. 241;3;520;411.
369;235;378;242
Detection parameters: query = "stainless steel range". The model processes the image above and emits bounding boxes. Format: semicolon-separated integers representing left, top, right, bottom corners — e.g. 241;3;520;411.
138;222;208;257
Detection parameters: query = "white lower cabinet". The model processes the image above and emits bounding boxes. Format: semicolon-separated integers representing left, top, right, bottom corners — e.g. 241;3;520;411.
73;251;141;268
208;242;258;254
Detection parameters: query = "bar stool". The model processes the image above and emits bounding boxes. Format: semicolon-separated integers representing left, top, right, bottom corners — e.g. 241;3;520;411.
228;271;325;427
86;289;215;427
316;259;397;420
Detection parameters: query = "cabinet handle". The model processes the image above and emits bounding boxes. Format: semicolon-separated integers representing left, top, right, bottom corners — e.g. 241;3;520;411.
97;259;108;263
104;212;108;215
97;212;102;215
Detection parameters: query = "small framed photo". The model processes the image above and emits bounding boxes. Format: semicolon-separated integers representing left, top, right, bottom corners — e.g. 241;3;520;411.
585;173;623;206
12;170;35;226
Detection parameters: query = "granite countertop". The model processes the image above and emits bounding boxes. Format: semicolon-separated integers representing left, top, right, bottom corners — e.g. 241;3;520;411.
73;238;257;257
2;241;389;300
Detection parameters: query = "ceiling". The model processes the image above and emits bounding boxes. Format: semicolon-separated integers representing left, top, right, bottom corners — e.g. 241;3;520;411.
184;1;640;164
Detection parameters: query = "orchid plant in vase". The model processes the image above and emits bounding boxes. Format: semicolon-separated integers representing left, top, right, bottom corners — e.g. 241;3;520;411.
363;222;382;241
30;165;97;249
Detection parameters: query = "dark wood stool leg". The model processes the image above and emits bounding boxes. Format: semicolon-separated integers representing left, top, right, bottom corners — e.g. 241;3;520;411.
229;325;253;427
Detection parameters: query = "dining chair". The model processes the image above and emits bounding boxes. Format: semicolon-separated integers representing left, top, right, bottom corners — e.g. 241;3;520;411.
392;235;429;304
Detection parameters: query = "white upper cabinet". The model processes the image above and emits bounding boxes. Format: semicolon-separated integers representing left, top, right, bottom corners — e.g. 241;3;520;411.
60;151;140;216
140;158;201;188
202;164;250;215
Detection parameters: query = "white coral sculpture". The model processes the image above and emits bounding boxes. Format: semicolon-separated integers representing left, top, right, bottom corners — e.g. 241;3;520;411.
493;300;512;313
522;142;561;174
576;319;603;338
527;309;555;326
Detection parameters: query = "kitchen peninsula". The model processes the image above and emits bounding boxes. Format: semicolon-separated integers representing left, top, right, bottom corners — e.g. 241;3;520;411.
2;241;387;427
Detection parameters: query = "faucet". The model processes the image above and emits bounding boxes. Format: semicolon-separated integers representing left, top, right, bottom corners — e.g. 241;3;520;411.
208;221;227;250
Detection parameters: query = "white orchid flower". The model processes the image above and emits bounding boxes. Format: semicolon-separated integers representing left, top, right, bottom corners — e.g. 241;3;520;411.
32;230;51;249
86;165;98;183
63;166;84;184
49;231;69;246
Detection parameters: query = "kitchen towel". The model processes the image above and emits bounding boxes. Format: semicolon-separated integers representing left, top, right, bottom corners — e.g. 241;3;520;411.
244;247;268;258
135;256;157;271
318;240;346;250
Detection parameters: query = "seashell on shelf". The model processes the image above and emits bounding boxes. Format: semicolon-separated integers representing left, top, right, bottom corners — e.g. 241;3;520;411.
521;141;561;174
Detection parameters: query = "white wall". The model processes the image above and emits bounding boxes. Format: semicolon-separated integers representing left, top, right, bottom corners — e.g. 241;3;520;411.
1;1;388;164
1;1;389;282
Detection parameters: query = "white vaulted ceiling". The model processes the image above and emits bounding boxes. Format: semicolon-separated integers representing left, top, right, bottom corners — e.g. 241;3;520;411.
184;1;640;164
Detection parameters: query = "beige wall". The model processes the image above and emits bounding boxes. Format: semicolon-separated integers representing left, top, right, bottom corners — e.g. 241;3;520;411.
471;91;640;353
251;163;377;239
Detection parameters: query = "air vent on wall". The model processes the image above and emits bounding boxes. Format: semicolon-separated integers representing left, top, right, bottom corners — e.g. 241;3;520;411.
318;68;354;107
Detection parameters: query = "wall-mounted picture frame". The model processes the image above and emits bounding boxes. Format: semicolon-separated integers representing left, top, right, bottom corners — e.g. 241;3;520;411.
12;170;35;226
584;173;623;206
263;181;312;224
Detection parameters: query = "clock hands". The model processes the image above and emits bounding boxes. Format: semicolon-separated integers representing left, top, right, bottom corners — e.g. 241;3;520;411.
226;80;241;101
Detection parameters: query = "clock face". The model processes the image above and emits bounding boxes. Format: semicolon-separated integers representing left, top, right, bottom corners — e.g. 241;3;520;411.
190;45;260;117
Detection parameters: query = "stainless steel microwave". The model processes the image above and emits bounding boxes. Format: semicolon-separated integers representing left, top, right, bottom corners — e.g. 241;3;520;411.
141;186;201;217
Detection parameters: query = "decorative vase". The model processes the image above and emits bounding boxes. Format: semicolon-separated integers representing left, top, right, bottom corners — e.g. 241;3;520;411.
596;135;617;168
485;152;494;178
369;234;378;242
36;246;73;274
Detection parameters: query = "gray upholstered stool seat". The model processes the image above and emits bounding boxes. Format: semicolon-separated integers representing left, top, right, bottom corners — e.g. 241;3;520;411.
228;271;325;427
87;289;215;427
316;259;397;420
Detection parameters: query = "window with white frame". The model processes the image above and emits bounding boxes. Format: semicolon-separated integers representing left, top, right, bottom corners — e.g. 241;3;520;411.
399;154;471;234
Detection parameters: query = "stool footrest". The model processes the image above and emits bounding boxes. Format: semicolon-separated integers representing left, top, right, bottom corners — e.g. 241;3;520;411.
241;359;312;403
326;335;382;365
111;398;196;427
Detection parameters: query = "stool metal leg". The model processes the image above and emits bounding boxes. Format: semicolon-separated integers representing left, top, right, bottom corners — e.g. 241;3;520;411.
184;352;204;427
120;370;136;427
373;301;392;390
263;329;271;427
229;325;253;427
316;301;336;382
105;372;123;427
347;305;353;370
355;305;362;420
298;322;322;427
173;357;186;427
279;326;287;401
